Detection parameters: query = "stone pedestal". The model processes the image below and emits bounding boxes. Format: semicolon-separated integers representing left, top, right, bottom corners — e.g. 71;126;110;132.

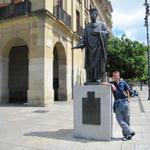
73;85;113;141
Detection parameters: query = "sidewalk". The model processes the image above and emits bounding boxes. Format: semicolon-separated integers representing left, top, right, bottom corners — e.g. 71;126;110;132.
0;89;150;150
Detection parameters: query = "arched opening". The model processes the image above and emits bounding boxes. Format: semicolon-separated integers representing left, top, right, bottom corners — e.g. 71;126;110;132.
8;45;29;104
1;38;29;104
53;42;67;101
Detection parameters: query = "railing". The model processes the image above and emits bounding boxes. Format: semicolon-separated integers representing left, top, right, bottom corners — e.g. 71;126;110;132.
76;25;84;36
0;0;31;20
53;5;72;28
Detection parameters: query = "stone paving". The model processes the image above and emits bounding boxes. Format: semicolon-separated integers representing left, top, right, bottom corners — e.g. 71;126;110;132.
0;88;150;150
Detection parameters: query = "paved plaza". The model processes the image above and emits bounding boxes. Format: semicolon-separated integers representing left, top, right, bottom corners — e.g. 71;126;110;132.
0;87;150;150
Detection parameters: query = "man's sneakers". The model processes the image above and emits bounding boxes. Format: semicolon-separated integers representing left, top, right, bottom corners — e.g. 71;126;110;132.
122;132;136;141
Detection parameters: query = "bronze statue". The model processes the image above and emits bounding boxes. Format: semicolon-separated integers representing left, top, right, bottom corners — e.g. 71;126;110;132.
72;8;109;85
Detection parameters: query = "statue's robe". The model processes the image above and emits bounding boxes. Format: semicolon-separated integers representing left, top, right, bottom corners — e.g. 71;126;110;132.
83;21;109;82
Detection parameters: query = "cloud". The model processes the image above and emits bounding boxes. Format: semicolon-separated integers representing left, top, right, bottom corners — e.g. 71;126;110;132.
110;0;146;43
113;9;144;28
112;28;125;38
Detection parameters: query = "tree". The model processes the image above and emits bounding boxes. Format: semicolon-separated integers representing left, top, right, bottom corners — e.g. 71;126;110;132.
106;36;147;81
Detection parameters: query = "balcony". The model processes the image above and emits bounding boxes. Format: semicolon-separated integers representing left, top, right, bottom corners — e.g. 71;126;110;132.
0;0;31;21
53;5;72;28
76;25;84;36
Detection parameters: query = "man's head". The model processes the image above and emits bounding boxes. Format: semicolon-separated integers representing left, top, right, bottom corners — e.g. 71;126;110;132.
112;71;120;83
89;8;98;23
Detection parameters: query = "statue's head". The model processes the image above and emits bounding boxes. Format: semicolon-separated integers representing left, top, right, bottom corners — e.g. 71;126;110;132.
89;8;98;23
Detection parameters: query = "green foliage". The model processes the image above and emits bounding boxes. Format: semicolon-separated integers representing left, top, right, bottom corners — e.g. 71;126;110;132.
106;36;148;80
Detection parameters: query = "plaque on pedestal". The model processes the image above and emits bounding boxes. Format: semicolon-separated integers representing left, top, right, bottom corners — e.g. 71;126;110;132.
73;85;113;141
82;92;101;125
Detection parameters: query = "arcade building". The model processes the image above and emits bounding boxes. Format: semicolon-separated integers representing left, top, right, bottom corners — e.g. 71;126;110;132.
0;0;112;106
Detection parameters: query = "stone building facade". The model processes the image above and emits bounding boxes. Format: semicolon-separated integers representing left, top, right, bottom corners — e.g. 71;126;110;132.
0;0;112;106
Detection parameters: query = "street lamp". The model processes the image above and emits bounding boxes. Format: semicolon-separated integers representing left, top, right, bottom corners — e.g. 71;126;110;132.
144;0;150;100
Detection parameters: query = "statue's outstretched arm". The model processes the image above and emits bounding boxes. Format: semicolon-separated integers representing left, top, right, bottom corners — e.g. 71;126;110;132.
72;38;85;50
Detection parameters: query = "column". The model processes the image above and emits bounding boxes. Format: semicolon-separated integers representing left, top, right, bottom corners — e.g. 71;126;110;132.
0;56;9;104
44;46;54;104
28;22;47;106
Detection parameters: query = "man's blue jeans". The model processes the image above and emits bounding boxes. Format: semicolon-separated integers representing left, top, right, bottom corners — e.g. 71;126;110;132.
114;99;133;136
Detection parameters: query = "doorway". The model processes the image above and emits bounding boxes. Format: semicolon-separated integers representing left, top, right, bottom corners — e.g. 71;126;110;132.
8;45;29;104
53;42;67;101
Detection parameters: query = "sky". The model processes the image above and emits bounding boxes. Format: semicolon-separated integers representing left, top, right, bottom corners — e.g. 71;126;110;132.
110;0;146;43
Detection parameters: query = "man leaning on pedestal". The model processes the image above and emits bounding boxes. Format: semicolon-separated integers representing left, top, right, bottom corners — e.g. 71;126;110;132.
104;71;135;141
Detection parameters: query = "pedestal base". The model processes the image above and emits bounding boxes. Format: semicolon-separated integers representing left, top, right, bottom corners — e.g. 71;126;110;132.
73;85;113;141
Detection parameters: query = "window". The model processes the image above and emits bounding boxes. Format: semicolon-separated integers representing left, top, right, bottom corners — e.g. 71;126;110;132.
54;0;67;11
85;20;88;26
0;0;23;8
58;0;63;8
0;0;11;3
53;0;63;7
76;10;80;33
90;0;94;8
0;0;24;4
84;0;88;9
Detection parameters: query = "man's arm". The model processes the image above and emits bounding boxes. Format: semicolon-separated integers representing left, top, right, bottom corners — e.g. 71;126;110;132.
124;82;131;101
127;90;130;98
103;82;117;92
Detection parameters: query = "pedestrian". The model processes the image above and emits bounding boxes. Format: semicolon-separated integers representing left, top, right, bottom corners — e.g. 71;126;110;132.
105;71;135;141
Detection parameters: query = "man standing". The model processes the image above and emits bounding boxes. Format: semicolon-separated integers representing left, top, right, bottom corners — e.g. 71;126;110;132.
72;8;109;84
109;71;135;141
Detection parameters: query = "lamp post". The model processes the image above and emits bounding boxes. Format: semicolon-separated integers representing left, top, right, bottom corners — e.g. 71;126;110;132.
144;0;150;100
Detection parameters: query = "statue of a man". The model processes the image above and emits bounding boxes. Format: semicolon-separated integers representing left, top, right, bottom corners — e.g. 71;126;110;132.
73;8;109;85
